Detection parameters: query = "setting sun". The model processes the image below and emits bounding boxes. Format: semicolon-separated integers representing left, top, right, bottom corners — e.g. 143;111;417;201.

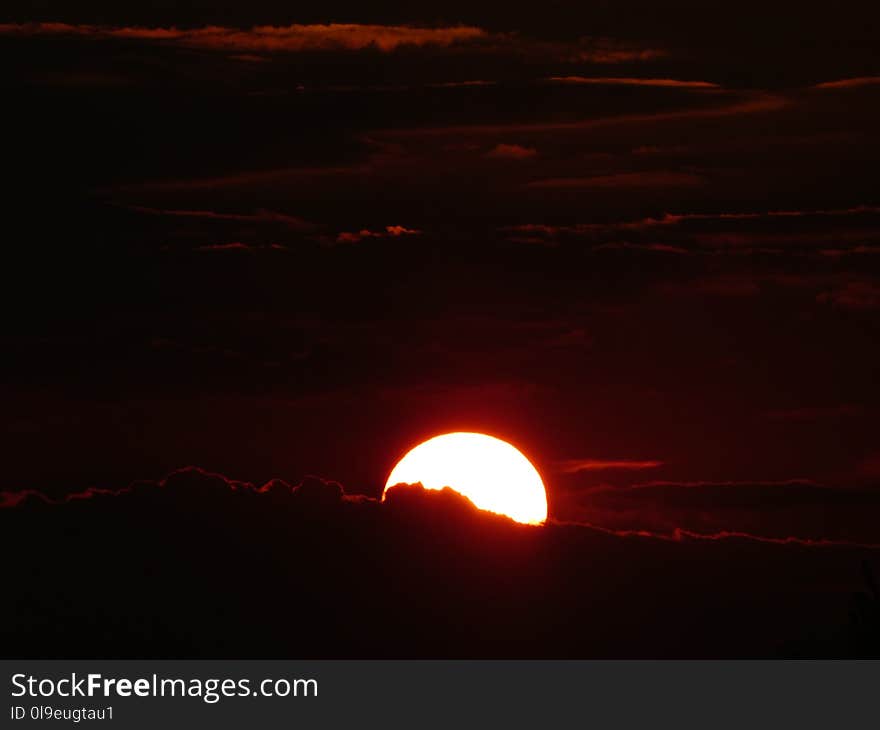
383;432;548;525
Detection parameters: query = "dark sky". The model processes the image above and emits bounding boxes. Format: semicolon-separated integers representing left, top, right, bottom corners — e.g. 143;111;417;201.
2;1;880;551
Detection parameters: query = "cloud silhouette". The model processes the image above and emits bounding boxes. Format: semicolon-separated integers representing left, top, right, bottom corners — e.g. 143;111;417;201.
2;467;878;659
0;22;666;67
526;172;704;190
335;225;422;244
485;144;537;160
545;76;719;88
194;242;288;252
555;459;664;473
126;205;314;230
814;76;880;89
817;281;880;310
559;479;880;547
0;22;489;52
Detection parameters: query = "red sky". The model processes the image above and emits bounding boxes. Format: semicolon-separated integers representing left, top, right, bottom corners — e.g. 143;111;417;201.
2;1;879;547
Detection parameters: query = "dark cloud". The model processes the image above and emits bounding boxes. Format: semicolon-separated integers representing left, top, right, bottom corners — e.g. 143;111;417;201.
555;459;664;474
558;479;880;547
1;468;878;658
485;143;537;160
193;242;288;252
4;0;880;663
3;0;878;89
545;76;719;88
0;21;665;70
592;242;688;254
429;79;494;88
817;281;880;311
814;77;880;89
503;206;880;238
334;225;421;244
376;93;789;138
125;205;315;230
526;171;704;190
0;22;490;52
499;207;880;256
819;245;880;258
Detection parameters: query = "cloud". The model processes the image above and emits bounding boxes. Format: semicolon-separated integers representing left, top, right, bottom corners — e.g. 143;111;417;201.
556;459;663;474
500;203;880;243
526;171;704;190
6;467;878;550
561;478;880;547
193;242;287;252
485;143;537;160
0;22;488;52
817;281;880;310
659;205;880;224
505;205;880;235
126;205;314;230
291;474;346;508
228;53;270;63
429;80;495;88
379;93;788;138
628;478;825;490
572;519;880;549
819;245;880;258
592;242;688;254
0;23;665;67
859;454;880;479
0;485;130;509
4;468;880;659
546;76;719;88
564;39;666;64
686;275;762;297
335;225;422;244
814;76;880;89
0;466;351;510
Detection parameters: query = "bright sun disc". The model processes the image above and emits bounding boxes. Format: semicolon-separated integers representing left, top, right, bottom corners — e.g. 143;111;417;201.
383;432;548;525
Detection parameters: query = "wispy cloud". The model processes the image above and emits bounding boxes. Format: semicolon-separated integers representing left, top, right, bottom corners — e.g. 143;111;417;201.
813;76;880;89
564;520;880;549
627;479;823;490
0;22;488;52
126;205;314;229
429;80;496;88
0;23;665;66
593;242;688;254
485;143;537;160
817;280;880;310
819;245;880;258
193;242;287;252
381;94;787;138
527;171;703;190
335;225;422;244
502;205;880;238
546;76;719;88
556;459;663;474
558;478;880;547
565;40;666;64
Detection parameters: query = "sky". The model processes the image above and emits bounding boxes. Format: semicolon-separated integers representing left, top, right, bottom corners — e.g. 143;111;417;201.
2;0;880;618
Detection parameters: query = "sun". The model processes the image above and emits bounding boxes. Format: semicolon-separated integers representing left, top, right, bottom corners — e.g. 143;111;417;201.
383;432;548;525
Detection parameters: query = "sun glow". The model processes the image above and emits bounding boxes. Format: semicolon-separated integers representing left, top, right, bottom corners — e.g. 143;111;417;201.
383;432;548;525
